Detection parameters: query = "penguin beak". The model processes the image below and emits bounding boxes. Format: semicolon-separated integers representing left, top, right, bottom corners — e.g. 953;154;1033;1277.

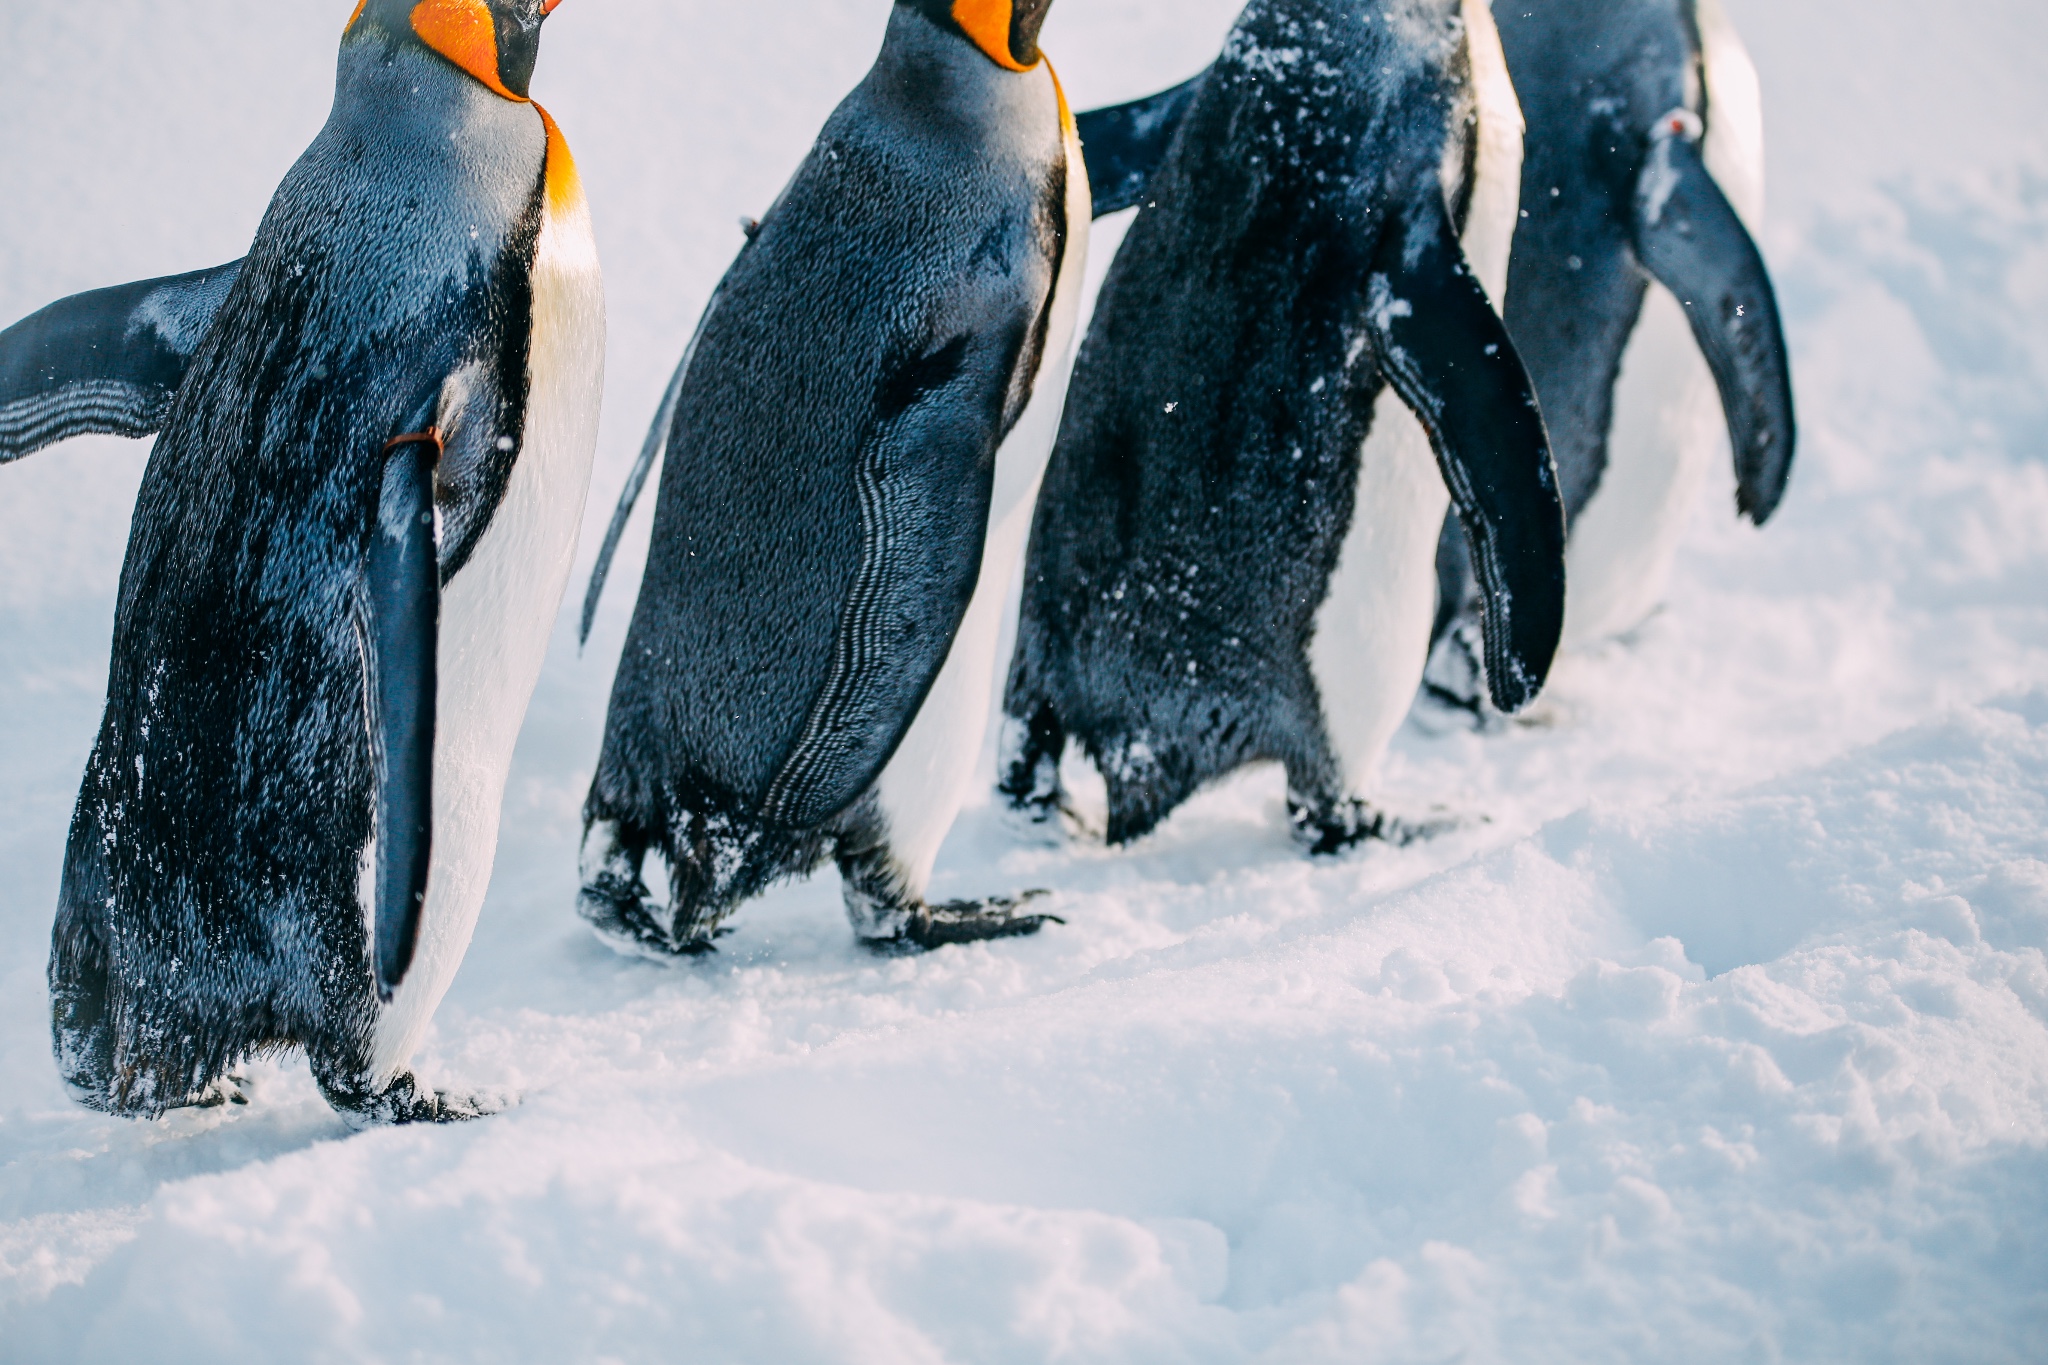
540;0;565;12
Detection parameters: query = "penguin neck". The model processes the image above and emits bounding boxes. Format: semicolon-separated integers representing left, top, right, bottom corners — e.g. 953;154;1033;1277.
329;35;533;143
866;6;1048;135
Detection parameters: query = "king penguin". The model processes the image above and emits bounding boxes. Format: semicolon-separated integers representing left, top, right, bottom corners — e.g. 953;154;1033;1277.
999;0;1566;852
0;0;603;1122
1427;0;1794;707
575;0;1089;952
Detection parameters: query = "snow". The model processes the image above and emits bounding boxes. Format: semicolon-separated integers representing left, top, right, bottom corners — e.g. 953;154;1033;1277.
2;0;2046;1359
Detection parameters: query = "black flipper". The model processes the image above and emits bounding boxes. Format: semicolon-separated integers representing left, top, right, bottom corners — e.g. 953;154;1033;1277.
578;290;724;647
1369;204;1566;714
757;335;1013;830
0;260;244;462
1630;129;1796;523
366;429;442;1000
1075;69;1208;218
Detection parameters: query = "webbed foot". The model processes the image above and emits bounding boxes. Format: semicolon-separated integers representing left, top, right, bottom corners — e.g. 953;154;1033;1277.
577;820;728;958
1418;620;1505;731
186;1074;252;1109
858;891;1064;955
578;877;726;959
1290;798;1459;856
322;1069;509;1127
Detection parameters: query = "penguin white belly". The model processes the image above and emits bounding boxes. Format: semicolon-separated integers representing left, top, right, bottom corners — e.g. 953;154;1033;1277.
1310;0;1524;793
1559;0;1765;649
1559;287;1716;647
869;93;1091;898
371;163;604;1082
1312;400;1452;793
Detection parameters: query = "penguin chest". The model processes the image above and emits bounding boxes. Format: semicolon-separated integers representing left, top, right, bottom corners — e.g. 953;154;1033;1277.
369;179;605;1080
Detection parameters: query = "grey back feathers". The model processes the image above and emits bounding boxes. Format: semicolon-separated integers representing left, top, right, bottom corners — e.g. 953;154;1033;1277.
582;6;1070;933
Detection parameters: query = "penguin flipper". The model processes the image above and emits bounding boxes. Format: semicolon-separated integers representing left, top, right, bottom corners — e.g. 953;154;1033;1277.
365;431;442;1000
0;260;244;463
1631;132;1796;523
756;339;1013;830
1076;68;1209;218
1369;204;1566;714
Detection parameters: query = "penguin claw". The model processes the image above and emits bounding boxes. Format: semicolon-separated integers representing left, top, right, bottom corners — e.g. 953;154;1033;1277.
1290;799;1462;856
862;890;1064;955
578;882;731;961
330;1072;512;1128
997;795;1100;847
180;1074;253;1111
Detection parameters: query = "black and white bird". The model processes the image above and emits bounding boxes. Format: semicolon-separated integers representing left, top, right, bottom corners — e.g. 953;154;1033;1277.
576;0;1088;953
999;0;1566;852
0;0;602;1122
1427;0;1794;707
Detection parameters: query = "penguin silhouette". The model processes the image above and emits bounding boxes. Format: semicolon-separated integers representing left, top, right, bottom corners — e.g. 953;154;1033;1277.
1000;0;1566;851
1426;0;1795;709
0;0;603;1121
577;0;1088;953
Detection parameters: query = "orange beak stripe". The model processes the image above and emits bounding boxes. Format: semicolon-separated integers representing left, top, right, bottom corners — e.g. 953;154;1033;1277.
410;0;523;101
541;0;566;12
951;0;1039;73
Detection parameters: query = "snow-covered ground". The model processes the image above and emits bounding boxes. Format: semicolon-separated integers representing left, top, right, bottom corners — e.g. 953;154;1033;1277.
3;1;2046;1359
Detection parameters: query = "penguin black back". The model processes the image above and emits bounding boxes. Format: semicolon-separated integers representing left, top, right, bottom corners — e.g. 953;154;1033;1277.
580;1;1079;951
1003;0;1563;848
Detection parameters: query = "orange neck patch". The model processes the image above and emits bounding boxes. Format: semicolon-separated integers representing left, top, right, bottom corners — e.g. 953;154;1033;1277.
534;102;582;218
1046;59;1073;140
409;0;523;101
345;0;368;35
951;0;1039;73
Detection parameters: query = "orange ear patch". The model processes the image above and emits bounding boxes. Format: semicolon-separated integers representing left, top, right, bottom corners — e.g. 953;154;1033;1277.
345;0;368;35
951;0;1037;72
410;0;523;101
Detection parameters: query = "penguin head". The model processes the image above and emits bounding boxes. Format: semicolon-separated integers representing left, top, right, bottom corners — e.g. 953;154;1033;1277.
901;0;1053;71
345;0;566;100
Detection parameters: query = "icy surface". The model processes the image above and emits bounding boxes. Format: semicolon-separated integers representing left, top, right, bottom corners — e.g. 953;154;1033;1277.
2;1;2046;1360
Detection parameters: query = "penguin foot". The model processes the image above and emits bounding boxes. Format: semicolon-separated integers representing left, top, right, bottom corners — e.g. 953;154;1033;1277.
185;1074;253;1110
996;792;1100;846
577;878;730;960
859;891;1064;955
1290;799;1459;856
325;1070;510;1127
997;711;1093;844
1417;622;1504;731
116;1073;256;1117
